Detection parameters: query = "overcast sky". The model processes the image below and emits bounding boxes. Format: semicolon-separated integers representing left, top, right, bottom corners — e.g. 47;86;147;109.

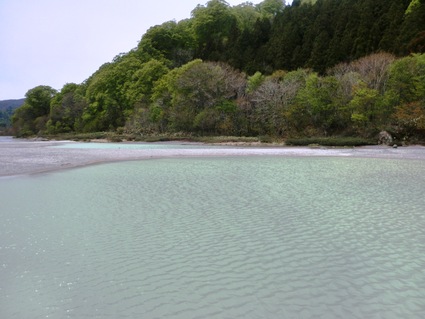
0;0;292;100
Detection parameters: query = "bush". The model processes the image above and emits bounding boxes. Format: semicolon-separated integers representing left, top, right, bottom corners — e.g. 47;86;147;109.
197;136;259;143
258;135;273;143
285;137;375;147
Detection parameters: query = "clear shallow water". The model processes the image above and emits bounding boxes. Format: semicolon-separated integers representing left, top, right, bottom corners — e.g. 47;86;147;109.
52;142;218;150
1;156;424;318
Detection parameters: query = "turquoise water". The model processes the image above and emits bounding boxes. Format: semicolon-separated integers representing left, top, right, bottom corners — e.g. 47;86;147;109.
52;142;217;149
1;156;424;318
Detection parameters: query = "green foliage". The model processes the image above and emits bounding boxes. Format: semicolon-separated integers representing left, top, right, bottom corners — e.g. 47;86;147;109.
0;99;24;131
348;83;383;132
267;0;412;73
386;54;425;105
125;59;169;104
137;20;195;67
197;136;259;143
244;68;310;136
47;83;86;134
82;52;157;131
299;0;317;4
12;85;56;136
232;2;261;31
386;53;425;139
0;109;13;129
295;73;343;134
406;0;422;14
11;0;425;143
246;71;265;93
256;0;286;18
149;60;246;134
191;0;239;61
24;85;57;119
393;101;425;138
286;137;375;146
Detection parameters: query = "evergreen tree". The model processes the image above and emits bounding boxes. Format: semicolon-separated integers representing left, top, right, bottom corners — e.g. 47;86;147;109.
398;0;425;54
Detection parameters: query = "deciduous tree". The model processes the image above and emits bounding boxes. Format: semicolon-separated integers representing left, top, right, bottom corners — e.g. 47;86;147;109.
12;85;57;136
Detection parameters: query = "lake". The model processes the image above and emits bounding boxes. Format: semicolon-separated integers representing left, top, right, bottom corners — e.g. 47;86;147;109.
1;154;424;318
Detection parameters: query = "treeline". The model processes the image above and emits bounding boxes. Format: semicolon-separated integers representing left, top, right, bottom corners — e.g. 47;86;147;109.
12;0;425;141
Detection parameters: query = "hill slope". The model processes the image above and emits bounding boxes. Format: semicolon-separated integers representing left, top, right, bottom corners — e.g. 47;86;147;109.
0;98;25;111
9;0;425;141
0;98;25;129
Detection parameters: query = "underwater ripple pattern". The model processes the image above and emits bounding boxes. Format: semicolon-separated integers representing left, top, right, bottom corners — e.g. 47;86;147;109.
1;157;425;318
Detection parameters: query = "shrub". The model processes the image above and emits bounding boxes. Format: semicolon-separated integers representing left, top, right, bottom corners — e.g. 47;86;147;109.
285;137;375;147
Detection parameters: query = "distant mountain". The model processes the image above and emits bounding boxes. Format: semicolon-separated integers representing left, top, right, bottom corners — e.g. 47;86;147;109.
0;98;25;129
0;98;25;111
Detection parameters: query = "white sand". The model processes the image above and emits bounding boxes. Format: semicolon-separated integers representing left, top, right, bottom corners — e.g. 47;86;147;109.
1;137;424;177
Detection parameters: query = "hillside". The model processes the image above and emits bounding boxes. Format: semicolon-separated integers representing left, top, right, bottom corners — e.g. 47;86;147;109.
0;99;25;130
10;0;425;142
0;98;25;111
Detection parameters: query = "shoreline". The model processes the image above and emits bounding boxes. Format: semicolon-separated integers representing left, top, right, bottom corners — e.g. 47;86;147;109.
1;137;425;178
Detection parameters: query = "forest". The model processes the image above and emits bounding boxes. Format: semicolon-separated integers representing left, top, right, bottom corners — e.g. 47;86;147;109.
0;99;24;133
11;0;425;143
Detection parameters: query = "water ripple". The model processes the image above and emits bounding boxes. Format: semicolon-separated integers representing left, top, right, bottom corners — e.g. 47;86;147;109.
1;157;424;318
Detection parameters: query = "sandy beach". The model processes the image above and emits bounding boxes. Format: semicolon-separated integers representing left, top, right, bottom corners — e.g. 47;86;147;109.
1;136;425;177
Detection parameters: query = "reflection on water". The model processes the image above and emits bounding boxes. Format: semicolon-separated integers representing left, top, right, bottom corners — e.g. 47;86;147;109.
1;156;424;318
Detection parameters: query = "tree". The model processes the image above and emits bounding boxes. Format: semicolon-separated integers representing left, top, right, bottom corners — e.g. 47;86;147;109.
151;60;246;133
392;101;425;139
379;1;410;52
124;59;169;105
11;1;425;140
246;71;266;93
267;2;312;71
122;60;170;134
349;53;396;93
249;69;307;135
0;106;15;130
191;0;239;61
398;0;425;54
385;53;425;139
12;85;57;136
46;83;86;133
295;73;342;135
83;53;145;131
348;82;386;133
406;0;422;14
386;53;425;105
23;85;57;119
328;53;398;133
328;63;362;106
256;0;286;18
137;20;195;68
232;2;261;31
308;30;331;73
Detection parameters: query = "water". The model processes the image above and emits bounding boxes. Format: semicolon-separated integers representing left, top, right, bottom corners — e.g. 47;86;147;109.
1;156;424;318
52;141;214;150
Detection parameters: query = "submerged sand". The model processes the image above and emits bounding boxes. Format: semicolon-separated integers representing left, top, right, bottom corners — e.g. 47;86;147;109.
1;137;425;177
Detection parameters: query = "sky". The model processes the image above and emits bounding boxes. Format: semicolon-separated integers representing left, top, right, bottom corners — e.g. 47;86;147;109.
0;0;292;100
